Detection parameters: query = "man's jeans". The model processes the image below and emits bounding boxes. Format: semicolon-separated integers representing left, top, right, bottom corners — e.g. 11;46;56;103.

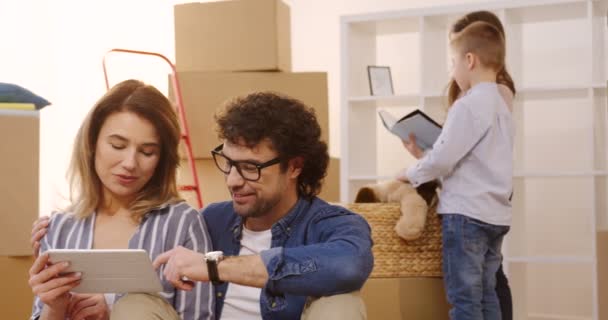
441;214;510;320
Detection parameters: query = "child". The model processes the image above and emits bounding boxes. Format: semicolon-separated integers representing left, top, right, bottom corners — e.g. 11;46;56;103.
447;11;517;320
403;20;513;320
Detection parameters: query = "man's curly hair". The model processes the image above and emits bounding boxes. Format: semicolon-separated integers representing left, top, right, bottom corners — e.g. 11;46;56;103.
215;92;329;199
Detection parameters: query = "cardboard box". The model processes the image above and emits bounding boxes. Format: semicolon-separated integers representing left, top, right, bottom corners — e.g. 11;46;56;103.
173;71;328;159
0;255;34;319
321;158;340;203
178;157;339;208
0;111;39;255
174;0;291;72
361;277;449;320
179;159;230;209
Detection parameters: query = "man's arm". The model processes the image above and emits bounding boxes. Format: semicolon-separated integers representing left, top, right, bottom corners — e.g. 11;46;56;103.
218;255;268;288
153;247;269;290
154;212;373;298
259;213;373;297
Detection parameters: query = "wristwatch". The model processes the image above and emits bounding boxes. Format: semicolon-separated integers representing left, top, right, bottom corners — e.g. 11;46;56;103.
204;251;224;285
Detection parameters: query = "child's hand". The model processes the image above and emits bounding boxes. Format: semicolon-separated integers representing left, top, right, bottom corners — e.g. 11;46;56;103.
402;133;424;159
395;168;409;182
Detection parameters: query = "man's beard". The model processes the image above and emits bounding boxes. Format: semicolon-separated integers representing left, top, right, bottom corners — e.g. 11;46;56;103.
232;191;282;219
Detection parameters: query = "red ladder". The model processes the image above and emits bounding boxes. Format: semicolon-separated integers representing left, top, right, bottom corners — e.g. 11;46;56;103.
102;48;203;209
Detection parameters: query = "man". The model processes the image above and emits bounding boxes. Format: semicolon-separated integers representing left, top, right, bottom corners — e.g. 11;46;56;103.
31;92;373;320
154;92;373;319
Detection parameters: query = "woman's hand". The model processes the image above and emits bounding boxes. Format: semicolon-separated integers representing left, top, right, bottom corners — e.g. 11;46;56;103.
28;253;81;311
402;133;424;159
31;216;50;258
67;294;110;320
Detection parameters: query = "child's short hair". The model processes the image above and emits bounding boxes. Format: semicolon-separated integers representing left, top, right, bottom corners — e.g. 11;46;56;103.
450;21;505;72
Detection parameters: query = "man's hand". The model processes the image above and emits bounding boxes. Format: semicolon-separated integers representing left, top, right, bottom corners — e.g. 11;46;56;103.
402;133;424;160
153;246;208;291
66;294;110;320
31;216;50;258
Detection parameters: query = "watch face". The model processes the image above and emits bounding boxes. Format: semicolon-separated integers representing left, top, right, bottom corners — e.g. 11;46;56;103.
206;251;223;261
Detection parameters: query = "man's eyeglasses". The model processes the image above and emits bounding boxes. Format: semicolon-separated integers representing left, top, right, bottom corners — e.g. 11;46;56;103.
211;144;281;182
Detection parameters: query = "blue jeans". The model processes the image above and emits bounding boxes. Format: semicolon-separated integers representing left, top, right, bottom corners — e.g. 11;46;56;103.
442;214;510;320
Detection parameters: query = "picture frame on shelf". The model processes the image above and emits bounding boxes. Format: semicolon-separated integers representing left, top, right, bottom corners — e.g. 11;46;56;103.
367;66;394;96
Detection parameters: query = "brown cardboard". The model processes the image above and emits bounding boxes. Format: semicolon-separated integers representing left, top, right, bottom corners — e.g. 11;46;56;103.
174;0;291;72
599;231;608;320
173;71;329;159
0;255;34;319
179;159;231;209
361;277;449;320
178;157;339;209
321;158;340;203
0;111;39;255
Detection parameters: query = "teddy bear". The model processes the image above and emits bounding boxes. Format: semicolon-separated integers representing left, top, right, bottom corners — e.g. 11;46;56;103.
354;179;439;240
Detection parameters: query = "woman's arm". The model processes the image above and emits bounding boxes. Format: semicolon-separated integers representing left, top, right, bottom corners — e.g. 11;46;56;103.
171;209;215;320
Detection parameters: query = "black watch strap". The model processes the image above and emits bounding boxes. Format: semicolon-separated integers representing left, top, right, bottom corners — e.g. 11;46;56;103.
205;255;224;285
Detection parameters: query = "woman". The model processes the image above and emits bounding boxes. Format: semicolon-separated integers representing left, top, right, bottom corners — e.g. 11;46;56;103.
28;80;214;320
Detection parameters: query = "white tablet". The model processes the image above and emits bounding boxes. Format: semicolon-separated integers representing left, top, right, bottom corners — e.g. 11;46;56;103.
47;249;163;294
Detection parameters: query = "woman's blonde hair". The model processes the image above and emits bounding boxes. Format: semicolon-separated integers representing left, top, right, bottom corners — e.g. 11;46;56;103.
447;11;516;108
67;79;182;221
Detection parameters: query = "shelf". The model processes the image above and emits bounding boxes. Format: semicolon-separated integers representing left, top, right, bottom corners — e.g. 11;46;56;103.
341;1;605;317
350;172;608;181
349;175;394;181
348;94;419;107
505;1;589;89
421;83;607;99
519;83;603;94
506;255;594;264
527;313;591;320
593;83;607;92
514;171;608;178
349;172;608;181
505;0;587;24
341;0;587;25
422;92;445;98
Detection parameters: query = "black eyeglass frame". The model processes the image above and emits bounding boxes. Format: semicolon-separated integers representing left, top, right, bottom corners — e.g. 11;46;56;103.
211;144;282;182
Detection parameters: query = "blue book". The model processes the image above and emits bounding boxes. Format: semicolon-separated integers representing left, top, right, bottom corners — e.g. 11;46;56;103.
378;109;442;150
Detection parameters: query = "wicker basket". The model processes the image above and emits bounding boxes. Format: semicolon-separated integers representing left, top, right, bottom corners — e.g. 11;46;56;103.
347;203;443;278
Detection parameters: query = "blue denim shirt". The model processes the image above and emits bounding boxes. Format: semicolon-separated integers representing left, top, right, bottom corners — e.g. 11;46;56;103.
202;197;374;320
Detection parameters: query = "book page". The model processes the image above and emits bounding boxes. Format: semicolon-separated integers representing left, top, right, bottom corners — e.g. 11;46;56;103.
378;109;397;131
392;114;441;150
377;109;442;150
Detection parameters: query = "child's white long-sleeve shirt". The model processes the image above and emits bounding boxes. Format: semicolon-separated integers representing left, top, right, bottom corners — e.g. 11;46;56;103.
407;82;514;226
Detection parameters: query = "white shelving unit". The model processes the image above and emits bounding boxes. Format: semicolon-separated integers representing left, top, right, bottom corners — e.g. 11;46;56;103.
340;0;607;319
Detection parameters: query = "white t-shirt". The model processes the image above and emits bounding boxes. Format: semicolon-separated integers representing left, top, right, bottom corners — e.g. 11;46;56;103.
221;227;272;320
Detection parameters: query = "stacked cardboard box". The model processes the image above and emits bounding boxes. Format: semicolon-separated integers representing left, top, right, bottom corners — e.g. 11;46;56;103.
0;256;35;319
361;277;449;319
173;0;339;207
0;110;39;318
